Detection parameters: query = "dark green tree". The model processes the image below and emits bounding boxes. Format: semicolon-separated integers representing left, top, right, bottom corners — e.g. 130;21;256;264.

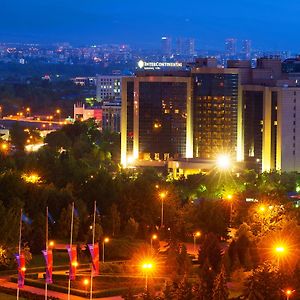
212;265;229;300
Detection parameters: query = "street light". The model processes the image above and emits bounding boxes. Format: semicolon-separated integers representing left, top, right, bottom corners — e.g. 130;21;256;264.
150;234;157;252
282;289;295;300
216;154;231;170
102;237;109;263
159;192;167;228
83;278;89;297
274;244;286;268
193;231;201;254
142;261;153;291
48;241;55;248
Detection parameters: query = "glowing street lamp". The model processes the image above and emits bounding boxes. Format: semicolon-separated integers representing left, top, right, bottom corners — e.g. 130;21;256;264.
142;261;154;291
216;154;231;170
274;244;286;268
102;237;109;263
193;231;201;254
159;192;167;228
1;143;8;152
48;241;55;248
83;278;89;297
282;289;295;300
150;234;157;252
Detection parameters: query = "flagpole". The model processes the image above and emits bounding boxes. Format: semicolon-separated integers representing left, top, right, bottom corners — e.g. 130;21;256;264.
17;208;22;300
68;202;74;300
45;207;48;300
90;201;96;300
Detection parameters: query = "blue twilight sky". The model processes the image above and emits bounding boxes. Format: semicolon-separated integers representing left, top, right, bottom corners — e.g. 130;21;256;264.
0;0;299;50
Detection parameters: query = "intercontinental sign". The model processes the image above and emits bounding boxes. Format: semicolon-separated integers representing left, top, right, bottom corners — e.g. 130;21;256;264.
138;60;183;70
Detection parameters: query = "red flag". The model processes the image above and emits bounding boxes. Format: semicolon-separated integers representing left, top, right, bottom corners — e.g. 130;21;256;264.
66;245;77;281
88;244;99;276
15;253;25;288
42;249;53;284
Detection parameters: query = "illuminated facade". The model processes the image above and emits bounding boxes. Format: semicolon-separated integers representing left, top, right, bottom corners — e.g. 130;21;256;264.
192;69;240;160
121;66;242;168
96;75;122;102
242;85;300;172
121;73;191;166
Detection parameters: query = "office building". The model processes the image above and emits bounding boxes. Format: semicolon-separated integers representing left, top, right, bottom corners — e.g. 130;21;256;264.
192;68;240;160
225;38;237;57
241;40;251;59
122;57;300;173
96;75;122;102
121;59;242;167
231;57;300;172
176;38;196;57
122;71;191;165
73;103;102;123
161;37;172;57
102;99;121;133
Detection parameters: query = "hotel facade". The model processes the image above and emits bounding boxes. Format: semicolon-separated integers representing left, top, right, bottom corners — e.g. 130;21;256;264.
121;58;300;174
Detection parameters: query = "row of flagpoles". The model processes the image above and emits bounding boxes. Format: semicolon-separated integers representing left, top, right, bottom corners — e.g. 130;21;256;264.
16;201;99;300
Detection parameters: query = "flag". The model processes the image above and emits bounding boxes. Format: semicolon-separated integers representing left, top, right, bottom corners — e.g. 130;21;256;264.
48;212;55;225
42;249;53;284
88;244;99;276
66;245;77;281
21;213;32;225
15;253;25;288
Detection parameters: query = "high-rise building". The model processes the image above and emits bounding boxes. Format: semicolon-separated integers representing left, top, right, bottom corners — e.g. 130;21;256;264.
192;68;240;160
176;38;196;57
121;60;242;167
122;72;191;164
241;40;252;59
102;99;121;133
161;37;172;57
96;75;122;102
122;57;300;174
225;38;237;57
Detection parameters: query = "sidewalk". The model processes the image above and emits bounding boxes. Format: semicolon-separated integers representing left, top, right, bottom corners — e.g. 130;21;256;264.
0;277;123;300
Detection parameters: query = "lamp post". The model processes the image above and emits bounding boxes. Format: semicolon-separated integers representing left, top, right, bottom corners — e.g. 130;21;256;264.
282;289;295;300
142;262;153;291
193;231;201;255
83;278;89;297
102;237;109;263
159;192;167;228
274;245;285;268
150;234;157;252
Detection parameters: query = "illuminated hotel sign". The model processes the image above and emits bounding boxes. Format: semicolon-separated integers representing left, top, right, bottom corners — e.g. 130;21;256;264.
138;60;183;70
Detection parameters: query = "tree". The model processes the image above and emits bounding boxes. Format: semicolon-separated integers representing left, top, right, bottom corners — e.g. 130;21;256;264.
212;266;229;300
198;233;222;273
244;262;285;300
10;122;28;151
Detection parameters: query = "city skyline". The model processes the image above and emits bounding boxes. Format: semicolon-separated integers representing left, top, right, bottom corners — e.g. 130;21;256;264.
1;0;299;51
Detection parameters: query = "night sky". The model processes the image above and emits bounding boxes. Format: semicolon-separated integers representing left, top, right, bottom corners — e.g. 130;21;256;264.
1;0;299;50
